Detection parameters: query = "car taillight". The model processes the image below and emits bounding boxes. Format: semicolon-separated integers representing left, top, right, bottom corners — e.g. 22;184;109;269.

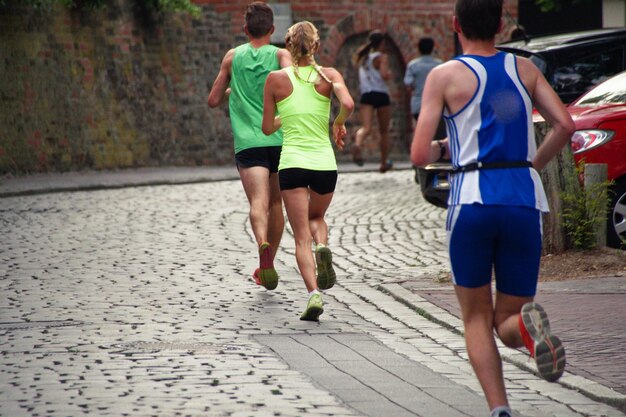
570;130;615;154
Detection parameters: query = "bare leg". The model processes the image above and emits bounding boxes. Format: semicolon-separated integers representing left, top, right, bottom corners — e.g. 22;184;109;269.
494;291;533;347
308;190;334;246
281;187;318;292
376;105;391;167
455;284;509;410
239;166;271;247
267;172;284;259
355;105;374;157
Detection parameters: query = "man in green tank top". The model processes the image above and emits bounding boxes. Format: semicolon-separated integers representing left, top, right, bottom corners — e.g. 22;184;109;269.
208;2;291;290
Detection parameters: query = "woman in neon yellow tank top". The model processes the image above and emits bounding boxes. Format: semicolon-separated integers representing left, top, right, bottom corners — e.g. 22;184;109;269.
262;21;354;322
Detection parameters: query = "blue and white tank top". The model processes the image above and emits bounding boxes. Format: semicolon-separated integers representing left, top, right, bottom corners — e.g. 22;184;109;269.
358;52;389;95
443;52;549;212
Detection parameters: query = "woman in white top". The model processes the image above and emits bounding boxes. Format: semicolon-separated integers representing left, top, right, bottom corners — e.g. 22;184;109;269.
352;30;393;173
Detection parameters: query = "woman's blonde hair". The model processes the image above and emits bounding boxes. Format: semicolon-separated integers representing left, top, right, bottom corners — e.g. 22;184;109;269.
285;21;331;84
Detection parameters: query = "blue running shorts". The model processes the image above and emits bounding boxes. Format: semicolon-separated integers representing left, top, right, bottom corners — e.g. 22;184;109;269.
447;204;542;297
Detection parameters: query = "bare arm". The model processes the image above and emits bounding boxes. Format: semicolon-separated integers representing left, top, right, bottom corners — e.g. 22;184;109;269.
410;67;448;166
376;53;392;81
277;48;292;68
521;59;575;170
207;49;234;108
327;68;355;151
262;71;281;136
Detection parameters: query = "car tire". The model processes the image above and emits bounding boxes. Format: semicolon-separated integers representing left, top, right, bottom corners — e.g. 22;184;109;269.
607;177;626;249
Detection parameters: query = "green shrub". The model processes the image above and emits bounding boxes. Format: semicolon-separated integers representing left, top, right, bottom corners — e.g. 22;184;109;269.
147;0;200;17
560;161;612;249
0;0;200;16
0;0;105;9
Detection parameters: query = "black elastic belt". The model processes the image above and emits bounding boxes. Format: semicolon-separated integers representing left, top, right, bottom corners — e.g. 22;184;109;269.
452;161;532;173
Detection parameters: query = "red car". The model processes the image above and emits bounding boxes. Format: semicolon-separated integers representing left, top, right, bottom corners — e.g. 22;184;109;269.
568;71;626;248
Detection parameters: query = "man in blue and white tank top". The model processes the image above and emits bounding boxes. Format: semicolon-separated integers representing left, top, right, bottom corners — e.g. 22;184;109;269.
410;1;575;416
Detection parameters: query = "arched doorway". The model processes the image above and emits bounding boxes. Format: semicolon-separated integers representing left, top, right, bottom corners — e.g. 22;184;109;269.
332;32;411;164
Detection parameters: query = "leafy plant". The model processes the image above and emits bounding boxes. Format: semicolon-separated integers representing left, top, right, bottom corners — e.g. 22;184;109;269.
0;0;105;9
0;0;200;16
534;0;595;13
149;0;200;17
560;161;612;249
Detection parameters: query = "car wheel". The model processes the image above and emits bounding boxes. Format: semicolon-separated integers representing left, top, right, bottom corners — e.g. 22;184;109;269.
607;178;626;249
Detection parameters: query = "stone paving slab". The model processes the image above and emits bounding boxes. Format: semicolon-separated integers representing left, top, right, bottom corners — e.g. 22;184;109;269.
255;333;489;417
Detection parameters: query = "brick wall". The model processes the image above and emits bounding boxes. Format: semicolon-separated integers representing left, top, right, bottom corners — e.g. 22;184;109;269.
0;0;518;174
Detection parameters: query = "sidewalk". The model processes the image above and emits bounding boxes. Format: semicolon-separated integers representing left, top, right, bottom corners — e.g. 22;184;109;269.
0;161;413;198
1;163;624;414
398;277;626;411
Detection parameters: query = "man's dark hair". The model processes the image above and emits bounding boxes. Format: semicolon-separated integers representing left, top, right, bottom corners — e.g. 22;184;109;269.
245;1;274;38
353;30;387;65
455;0;503;41
418;37;434;55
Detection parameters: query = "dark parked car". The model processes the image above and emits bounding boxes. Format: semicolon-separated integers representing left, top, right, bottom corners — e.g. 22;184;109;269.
497;28;626;104
418;70;626;248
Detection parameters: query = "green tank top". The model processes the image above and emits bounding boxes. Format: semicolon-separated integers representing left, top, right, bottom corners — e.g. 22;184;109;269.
230;43;283;153
276;66;336;171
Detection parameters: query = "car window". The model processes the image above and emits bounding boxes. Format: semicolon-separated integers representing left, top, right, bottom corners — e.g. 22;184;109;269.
574;71;626;106
550;47;624;100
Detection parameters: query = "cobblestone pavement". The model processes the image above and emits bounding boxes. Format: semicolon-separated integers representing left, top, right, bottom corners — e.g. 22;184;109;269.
0;168;623;416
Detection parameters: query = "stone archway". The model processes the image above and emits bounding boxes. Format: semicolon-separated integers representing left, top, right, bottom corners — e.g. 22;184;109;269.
322;16;412;163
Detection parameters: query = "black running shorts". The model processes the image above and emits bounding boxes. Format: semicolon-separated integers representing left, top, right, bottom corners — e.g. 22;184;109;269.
360;92;390;108
235;146;282;173
279;168;338;195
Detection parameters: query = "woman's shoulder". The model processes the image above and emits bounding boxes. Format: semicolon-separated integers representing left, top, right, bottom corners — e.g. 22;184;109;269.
319;66;344;81
267;67;291;82
320;66;339;74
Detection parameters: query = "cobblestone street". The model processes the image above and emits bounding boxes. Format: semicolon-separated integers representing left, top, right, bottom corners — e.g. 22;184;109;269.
0;169;623;416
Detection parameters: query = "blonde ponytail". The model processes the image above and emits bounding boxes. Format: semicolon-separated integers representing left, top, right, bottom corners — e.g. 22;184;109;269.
285;21;331;84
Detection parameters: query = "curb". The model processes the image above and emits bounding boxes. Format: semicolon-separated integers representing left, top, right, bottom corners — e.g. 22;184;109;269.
0;163;415;198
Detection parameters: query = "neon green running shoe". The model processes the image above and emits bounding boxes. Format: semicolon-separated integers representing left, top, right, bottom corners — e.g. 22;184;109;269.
259;242;278;290
315;244;336;290
300;293;324;321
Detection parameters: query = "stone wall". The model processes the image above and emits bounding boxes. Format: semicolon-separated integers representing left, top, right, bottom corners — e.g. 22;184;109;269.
0;0;518;174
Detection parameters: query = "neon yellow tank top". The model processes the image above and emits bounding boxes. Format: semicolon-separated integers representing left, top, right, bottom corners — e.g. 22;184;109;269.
277;66;337;171
230;43;283;153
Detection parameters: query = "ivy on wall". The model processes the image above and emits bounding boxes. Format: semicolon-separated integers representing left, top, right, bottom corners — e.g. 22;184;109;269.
534;0;594;12
0;0;200;16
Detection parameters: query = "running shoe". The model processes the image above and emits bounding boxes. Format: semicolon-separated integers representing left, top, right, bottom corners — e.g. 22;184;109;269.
519;302;566;382
379;159;393;173
315;244;336;290
251;268;262;286
352;145;364;166
258;242;278;290
300;293;324;321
